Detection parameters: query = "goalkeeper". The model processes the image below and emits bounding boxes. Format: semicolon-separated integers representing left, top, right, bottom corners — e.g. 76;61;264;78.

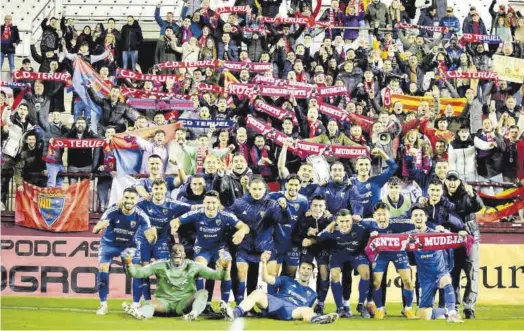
121;243;232;321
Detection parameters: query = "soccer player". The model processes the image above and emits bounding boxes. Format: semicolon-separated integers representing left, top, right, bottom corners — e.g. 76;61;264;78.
93;187;158;315
122;243;232;321
349;149;398;218
135;154;184;200
312;162;352;215
362;202;417;319
278;138;318;197
315;209;372;318
408;205;465;323
268;174;309;281
131;178;193;309
228;175;290;305
170;190;250;305
220;251;339;324
295;195;333;314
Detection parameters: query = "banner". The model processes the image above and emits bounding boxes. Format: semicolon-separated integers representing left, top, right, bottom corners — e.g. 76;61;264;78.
246;116;368;159
391;94;467;116
13;71;72;87
0;81;28;88
459;33;502;46
15;181;90;232
127;98;195;110
395;22;447;33
51;138;106;149
180;119;233;128
477;200;524;223
365;233;474;263
116;68;182;84
444;71;499;81
493;55;524;83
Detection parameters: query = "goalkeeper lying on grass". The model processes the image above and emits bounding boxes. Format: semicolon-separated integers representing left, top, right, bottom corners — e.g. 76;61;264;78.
121;243;232;321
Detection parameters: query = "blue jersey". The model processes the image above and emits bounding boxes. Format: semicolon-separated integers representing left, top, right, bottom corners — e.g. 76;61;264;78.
100;205;151;248
273;276;317;307
137;177;177;193
349;159;398;217
360;219;415;257
408;229;453;280
312;180;352;215
280;178;318;199
137;198;192;241
317;224;369;256
179;210;239;250
268;191;309;253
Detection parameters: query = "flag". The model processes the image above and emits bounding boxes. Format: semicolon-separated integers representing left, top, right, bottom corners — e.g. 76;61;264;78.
476;186;524;223
391;94;467;116
15;180;90;232
108;175;139;206
72;58;113;118
112;122;182;175
223;70;239;107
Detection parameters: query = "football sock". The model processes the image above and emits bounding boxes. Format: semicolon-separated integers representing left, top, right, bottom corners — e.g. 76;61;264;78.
132;278;142;303
221;280;232;302
432;308;447;319
331;281;343;309
205;279;215;302
318;280;330;303
142;278;151;301
403;288;414;308
233;306;245;319
236;281;246;305
196;278;204;291
358;279;370;304
97;271;109;302
443;284;456;311
373;288;384;309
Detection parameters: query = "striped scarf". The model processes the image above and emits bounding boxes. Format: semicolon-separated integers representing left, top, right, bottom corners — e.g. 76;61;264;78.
196;147;208;174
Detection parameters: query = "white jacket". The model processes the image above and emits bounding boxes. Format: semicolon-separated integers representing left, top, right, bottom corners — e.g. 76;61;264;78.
448;137;492;181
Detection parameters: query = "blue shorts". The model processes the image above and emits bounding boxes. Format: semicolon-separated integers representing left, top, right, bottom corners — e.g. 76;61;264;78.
139;239;170;262
236;249;264;264
373;252;410;273
273;246;302;266
262;294;298;321
419;272;450;308
330;253;368;270
302;248;330;266
98;244;140;265
194;246;226;264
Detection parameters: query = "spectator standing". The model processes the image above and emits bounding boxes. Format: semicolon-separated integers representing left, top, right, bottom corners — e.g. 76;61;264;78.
121;16;143;70
1;15;20;77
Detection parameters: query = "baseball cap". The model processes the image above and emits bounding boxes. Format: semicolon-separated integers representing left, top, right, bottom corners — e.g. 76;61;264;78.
446;170;461;181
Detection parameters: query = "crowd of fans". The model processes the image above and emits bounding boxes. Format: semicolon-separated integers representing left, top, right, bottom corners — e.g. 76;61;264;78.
1;0;524;320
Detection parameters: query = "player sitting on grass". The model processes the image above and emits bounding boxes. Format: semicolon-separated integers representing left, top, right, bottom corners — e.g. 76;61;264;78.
122;243;232;321
93;187;157;316
409;204;465;323
219;251;339;324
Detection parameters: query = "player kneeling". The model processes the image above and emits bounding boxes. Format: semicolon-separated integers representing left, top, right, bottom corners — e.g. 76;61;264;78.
121;243;232;321
220;251;339;324
410;205;464;323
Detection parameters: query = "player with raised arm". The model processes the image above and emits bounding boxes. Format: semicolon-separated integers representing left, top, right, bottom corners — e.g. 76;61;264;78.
408;204;466;323
128;178;193;309
170;190;250;305
122;243;232;321
278;138;318;197
92;187;158;315
135;154;185;200
315;209;372;318
220;251;339;324
362;202;417;319
268;174;309;283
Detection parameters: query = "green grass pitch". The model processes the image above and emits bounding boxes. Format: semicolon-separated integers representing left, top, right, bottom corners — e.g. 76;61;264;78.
2;296;524;330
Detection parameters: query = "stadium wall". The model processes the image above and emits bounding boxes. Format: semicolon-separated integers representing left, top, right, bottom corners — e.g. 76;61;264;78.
1;224;523;304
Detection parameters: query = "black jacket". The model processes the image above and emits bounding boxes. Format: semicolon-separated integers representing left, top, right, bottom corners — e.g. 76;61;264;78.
121;21;143;51
444;183;483;240
87;87;140;134
66;126;100;169
212;168;253;207
1;24;20;54
40;19;60;53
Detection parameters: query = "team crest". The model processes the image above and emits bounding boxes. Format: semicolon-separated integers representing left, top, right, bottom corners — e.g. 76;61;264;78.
130;221;136;228
38;195;65;227
216;219;222;226
294;204;299;210
259;211;265;217
194;246;201;254
352;232;357;238
163;209;168;215
306;290;311;296
365;183;371;189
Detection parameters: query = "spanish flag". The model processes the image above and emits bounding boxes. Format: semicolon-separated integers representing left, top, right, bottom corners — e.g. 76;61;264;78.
391;94;467;116
223;70;239;108
476;186;524;223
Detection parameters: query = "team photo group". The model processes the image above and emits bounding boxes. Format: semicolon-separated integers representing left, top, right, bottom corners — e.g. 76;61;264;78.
1;0;523;327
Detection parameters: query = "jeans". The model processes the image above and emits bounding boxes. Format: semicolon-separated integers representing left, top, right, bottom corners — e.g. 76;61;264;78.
46;163;65;187
73;99;90;123
122;50;138;70
97;176;112;212
68;165;92;185
0;52;15;74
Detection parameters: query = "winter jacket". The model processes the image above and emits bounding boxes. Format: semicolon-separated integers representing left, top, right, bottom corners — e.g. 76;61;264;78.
66;126;100;169
1;24;20;54
87;87;140;134
121;21;143;51
417;9;438;37
212;167;253;207
14;145;46;186
439;15;460;37
463;20;488;35
30;44;59;73
154;7;179;36
444;183;483;240
217;42;239;61
423;197;464;233
40;19;59;53
366;1;390;28
1;112;33;159
448;136;492;181
228;194;290;253
155;35;178;64
475;130;506;178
